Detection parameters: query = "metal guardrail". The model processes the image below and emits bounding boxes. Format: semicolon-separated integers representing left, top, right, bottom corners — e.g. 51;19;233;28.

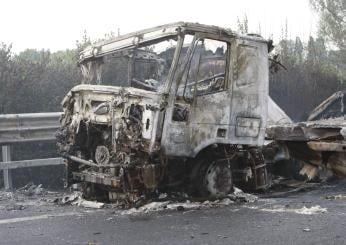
0;112;62;144
0;112;65;189
0;157;63;170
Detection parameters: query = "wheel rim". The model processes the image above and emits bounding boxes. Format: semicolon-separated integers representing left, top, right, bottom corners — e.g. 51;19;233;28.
204;161;232;197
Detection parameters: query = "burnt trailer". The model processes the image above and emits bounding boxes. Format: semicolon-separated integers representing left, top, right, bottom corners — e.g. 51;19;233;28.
57;22;271;202
267;91;346;180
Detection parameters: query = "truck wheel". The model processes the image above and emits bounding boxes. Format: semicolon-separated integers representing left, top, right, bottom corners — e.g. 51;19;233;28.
81;182;108;201
192;157;233;198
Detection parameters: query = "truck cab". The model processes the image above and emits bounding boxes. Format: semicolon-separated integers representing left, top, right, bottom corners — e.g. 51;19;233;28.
57;22;270;203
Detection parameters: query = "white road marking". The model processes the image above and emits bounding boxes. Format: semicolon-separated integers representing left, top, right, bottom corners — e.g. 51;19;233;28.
0;212;80;225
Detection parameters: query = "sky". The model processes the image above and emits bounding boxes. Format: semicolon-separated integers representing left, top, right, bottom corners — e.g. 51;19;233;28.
0;0;319;53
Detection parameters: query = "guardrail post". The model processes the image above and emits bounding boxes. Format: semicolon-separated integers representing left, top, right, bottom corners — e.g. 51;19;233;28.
2;145;12;190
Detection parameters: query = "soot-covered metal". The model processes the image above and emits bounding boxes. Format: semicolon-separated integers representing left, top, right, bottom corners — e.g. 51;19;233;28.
57;22;270;203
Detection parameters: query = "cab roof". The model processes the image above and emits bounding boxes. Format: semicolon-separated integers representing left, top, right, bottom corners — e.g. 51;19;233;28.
79;22;267;63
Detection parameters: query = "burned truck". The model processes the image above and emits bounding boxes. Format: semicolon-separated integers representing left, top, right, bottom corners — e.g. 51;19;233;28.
57;22;270;202
267;91;346;180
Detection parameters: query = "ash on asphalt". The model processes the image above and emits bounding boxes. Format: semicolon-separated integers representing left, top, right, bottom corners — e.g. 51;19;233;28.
0;184;259;216
0;179;346;245
0;178;340;220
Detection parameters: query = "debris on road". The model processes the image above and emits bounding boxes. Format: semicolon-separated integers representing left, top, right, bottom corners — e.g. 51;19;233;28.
120;199;232;215
74;199;104;209
0;183;59;212
0;181;258;216
16;183;46;196
57;192;104;209
5;203;26;211
294;205;327;215
0;182;259;215
259;205;327;215
0;191;14;201
59;192;80;205
120;187;257;215
260;179;320;198
325;194;346;200
230;187;258;203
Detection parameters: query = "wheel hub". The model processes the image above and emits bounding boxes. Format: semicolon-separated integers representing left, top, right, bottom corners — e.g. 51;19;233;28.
95;145;110;165
204;161;233;197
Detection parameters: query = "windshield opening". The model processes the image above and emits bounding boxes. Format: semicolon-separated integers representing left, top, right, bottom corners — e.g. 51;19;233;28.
80;37;178;92
176;38;228;99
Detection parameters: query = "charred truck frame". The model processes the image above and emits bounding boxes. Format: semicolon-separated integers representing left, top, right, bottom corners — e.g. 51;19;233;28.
57;22;270;202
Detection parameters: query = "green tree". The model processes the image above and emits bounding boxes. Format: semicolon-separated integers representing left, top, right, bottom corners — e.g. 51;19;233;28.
237;15;249;34
305;36;317;69
294;37;304;66
310;0;346;50
0;43;14;113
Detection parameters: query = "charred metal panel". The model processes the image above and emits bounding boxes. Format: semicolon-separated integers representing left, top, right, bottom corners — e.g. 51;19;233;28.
161;31;269;157
267;118;346;178
235;117;261;137
58;22;271;199
308;91;346;121
307;141;346;152
164;122;191;155
188;90;232;156
267;118;346;141
267;96;292;126
229;38;268;146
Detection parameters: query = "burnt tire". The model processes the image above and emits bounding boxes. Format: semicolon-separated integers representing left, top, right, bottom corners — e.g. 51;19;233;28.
191;156;233;198
81;182;109;201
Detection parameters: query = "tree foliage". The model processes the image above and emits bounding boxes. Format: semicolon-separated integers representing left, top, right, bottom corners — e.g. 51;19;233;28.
0;27;345;122
0;46;81;114
270;34;344;121
310;0;346;79
310;0;346;50
0;43;14;113
237;15;249;34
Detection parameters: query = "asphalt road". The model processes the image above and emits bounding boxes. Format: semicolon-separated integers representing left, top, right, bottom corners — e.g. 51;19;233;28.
1;180;346;245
